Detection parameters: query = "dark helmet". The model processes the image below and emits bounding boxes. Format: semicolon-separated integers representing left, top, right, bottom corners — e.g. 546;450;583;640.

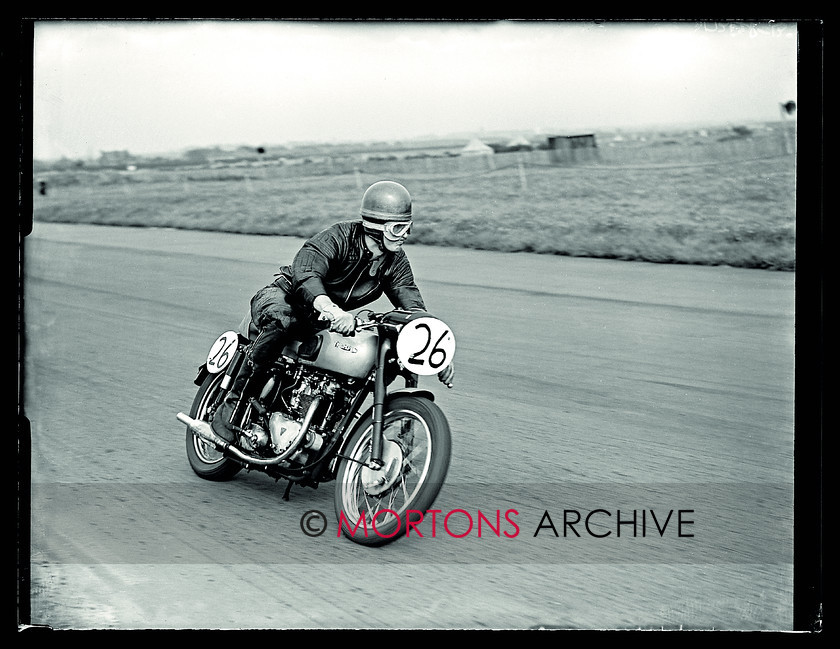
360;181;413;228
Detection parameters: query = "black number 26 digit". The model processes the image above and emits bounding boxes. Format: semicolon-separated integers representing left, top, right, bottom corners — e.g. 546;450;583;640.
209;335;234;369
408;323;450;369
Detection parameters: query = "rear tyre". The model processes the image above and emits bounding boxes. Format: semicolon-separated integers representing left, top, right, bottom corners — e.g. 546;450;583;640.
185;371;243;481
334;396;451;546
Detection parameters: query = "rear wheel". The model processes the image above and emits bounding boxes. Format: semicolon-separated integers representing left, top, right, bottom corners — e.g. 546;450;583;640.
333;396;451;546
185;371;243;481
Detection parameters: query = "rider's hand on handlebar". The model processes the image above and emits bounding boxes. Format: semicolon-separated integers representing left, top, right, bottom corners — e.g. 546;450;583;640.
314;295;356;335
328;310;357;335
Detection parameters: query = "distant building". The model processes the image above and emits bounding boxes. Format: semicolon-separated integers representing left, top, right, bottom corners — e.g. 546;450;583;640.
505;135;534;151
459;138;495;156
546;134;599;164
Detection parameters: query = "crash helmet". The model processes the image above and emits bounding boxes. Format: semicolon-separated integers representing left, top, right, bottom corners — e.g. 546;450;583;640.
360;181;413;242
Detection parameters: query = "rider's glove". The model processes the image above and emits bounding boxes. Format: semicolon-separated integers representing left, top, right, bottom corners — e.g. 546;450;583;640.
329;310;357;335
437;362;455;388
314;295;356;335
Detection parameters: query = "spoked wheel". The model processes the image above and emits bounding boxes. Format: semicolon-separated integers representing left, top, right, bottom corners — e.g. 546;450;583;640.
185;372;243;481
334;396;451;546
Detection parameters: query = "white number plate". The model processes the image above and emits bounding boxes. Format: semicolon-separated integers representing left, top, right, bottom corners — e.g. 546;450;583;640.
395;317;456;376
205;331;239;374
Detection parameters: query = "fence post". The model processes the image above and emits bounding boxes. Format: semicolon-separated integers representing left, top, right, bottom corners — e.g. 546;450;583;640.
781;127;794;155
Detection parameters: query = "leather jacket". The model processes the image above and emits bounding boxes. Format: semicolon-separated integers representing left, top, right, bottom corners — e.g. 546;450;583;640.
273;220;426;313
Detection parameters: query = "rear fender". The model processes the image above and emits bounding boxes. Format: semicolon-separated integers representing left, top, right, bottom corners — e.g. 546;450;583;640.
193;363;210;386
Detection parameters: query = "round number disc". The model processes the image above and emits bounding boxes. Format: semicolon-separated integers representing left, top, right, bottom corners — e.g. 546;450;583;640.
395;317;456;376
205;331;239;374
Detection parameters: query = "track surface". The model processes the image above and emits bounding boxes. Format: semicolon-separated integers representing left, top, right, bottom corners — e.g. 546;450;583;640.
22;223;796;630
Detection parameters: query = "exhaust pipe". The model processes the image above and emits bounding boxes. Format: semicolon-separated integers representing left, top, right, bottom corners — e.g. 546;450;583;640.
177;412;230;448
177;405;319;467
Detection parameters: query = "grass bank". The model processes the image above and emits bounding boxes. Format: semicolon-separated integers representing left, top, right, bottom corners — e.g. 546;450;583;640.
31;152;796;271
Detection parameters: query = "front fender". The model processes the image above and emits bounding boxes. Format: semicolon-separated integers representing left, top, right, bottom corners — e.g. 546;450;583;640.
385;387;435;403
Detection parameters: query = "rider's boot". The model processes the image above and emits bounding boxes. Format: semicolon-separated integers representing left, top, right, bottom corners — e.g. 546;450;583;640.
210;395;239;443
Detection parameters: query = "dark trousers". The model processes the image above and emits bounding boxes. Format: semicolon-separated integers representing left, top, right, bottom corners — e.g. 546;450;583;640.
214;284;321;440
232;284;320;395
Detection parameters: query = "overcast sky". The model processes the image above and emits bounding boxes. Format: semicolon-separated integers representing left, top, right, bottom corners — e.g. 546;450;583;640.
32;19;799;160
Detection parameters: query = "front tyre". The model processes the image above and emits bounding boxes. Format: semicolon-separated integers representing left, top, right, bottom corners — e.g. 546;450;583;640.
334;396;451;546
185;371;243;481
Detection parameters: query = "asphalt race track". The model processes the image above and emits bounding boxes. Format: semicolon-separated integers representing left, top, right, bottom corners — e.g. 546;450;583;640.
21;222;796;630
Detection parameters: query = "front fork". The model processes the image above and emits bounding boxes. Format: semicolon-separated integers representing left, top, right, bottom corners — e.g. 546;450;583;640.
369;338;418;469
369;339;390;468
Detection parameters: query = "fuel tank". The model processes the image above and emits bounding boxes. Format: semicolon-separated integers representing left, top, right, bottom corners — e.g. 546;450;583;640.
296;329;378;379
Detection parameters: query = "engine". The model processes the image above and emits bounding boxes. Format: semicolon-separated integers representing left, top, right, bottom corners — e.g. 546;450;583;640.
239;363;355;467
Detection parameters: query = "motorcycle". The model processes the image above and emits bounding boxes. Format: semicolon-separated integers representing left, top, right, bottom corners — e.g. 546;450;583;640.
176;308;456;546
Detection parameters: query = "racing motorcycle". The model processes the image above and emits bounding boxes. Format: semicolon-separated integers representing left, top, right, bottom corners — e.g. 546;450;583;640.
176;308;456;546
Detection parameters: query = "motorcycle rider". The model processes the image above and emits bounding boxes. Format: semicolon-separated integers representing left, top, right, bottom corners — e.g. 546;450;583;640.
211;180;455;442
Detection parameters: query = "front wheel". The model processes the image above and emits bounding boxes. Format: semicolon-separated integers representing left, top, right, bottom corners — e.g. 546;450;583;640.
185;371;243;481
333;396;451;546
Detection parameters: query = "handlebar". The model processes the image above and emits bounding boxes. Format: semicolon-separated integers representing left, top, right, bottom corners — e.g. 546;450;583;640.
322;310;397;336
353;314;400;334
356;308;433;332
326;308;435;336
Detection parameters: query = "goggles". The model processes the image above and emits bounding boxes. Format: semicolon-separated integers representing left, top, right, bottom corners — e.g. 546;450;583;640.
366;220;413;239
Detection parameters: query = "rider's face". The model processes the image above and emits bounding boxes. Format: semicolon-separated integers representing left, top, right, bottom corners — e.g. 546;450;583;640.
381;221;411;252
382;234;407;252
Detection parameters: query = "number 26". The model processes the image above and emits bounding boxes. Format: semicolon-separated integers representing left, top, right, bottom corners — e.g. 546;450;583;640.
407;323;450;369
